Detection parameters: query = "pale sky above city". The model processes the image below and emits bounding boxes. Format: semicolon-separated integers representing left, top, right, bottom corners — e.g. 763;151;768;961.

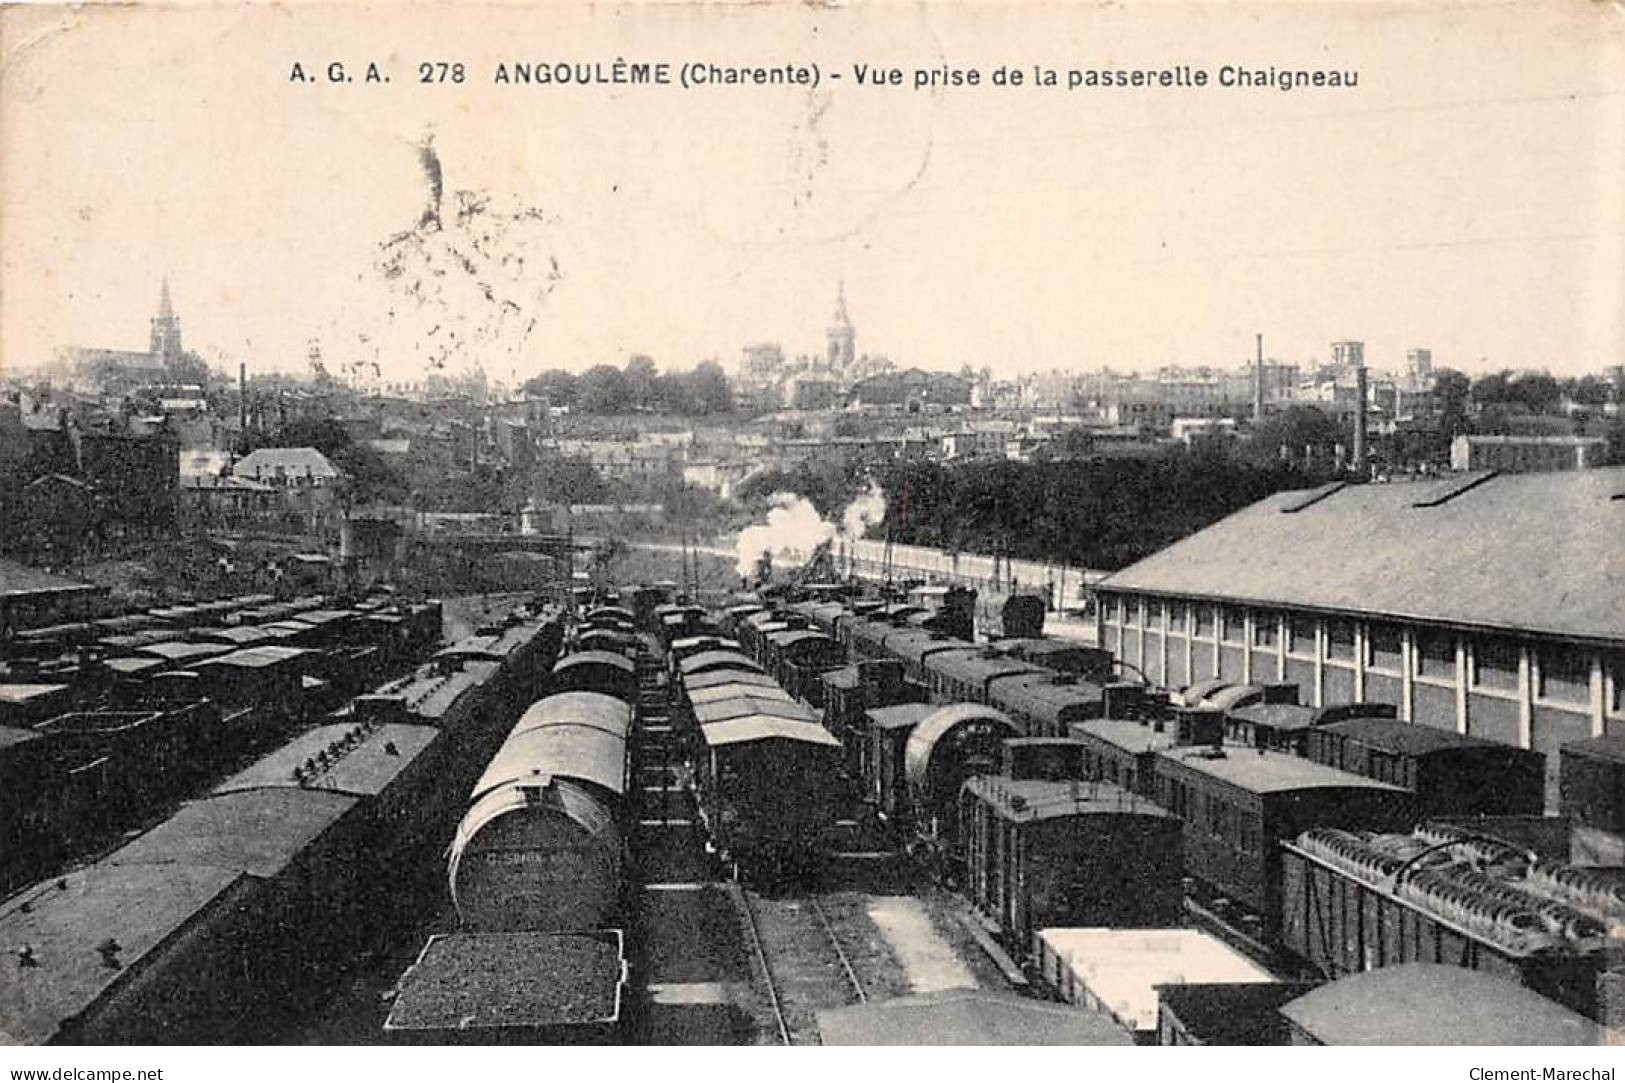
2;1;1623;386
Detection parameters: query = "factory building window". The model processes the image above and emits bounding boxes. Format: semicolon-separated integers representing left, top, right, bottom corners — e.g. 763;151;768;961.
1252;611;1278;648
1108;596;1124;624
1194;606;1215;638
1168;601;1188;633
1413;630;1457;680
1536;646;1590;705
1221;607;1247;644
1326;620;1356;663
1286;615;1318;657
1471;637;1520;693
1366;623;1403;671
1612;653;1625;714
1123;598;1140;627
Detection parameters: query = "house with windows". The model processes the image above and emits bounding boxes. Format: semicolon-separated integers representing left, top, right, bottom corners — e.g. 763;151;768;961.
1093;468;1625;809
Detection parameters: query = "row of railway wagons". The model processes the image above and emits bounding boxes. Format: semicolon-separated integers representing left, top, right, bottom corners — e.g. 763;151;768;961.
713;588;1625;1022
0;605;564;1045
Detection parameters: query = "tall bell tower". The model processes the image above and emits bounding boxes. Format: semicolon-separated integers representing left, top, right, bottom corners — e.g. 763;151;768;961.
826;280;855;372
150;278;184;369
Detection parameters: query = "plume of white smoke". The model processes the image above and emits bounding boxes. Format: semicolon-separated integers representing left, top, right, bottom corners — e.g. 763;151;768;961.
735;493;835;578
842;482;887;538
734;482;889;579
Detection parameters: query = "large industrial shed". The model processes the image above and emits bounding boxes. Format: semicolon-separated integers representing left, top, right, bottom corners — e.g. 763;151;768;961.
1094;467;1625;808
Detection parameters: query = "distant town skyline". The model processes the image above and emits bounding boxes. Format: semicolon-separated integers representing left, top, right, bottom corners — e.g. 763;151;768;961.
3;3;1622;385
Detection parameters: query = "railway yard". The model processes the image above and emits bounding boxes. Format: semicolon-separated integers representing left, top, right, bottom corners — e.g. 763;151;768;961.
1;579;1622;1046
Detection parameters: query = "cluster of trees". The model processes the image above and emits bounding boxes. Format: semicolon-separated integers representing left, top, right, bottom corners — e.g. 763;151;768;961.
523;355;732;416
873;452;1312;571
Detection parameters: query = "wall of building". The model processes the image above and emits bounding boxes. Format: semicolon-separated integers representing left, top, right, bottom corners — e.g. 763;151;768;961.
1096;588;1620;809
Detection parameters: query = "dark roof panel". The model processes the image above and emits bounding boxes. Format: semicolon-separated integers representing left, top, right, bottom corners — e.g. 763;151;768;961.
1102;467;1625;644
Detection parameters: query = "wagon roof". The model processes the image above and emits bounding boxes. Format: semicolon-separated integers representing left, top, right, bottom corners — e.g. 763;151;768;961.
214;722;440;797
866;702;937;732
0;863;246;1046
692;696;815;726
682;668;778;692
1158;745;1408;795
699;716;841;748
816;988;1132;1047
1316;716;1529;756
1226;703;1320;731
686;682;793;706
677;650;762;675
554;650;636;675
1278;963;1597;1045
472;724;629;801
106;788;360;879
513;691;633;738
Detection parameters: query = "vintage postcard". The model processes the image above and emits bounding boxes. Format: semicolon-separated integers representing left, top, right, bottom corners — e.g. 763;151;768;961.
0;0;1622;1065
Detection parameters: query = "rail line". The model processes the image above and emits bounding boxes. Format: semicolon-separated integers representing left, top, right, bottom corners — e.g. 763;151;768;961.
809;897;868;1004
737;888;793;1046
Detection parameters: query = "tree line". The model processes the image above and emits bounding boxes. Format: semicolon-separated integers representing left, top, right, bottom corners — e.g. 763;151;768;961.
523;355;733;415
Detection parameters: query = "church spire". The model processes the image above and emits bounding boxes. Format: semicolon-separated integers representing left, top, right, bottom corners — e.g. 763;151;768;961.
158;278;174;320
832;278;851;327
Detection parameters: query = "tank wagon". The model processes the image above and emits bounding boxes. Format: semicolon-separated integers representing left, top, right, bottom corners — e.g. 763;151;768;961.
1282;824;1624;1020
903;703;1022;848
448;691;633;933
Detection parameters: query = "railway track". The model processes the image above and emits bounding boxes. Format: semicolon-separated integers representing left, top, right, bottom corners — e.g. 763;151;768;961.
737;889;870;1045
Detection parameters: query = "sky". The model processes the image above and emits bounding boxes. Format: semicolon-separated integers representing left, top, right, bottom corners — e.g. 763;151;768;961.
2;1;1623;386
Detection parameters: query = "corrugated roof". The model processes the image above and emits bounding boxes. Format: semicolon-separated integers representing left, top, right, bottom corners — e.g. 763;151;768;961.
214;722;440;797
106;789;358;879
1278;964;1597;1045
817;989;1133;1046
699;716;841;749
1101;468;1625;644
0;863;245;1046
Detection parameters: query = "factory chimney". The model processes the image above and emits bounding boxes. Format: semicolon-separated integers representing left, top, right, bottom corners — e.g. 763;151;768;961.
1254;333;1265;422
1352;364;1369;475
238;361;248;437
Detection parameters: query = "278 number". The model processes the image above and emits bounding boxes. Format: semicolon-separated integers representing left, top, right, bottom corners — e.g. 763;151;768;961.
419;62;466;83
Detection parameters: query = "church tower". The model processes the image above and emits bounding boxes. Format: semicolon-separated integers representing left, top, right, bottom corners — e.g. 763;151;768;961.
826;280;855;372
150;278;184;368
